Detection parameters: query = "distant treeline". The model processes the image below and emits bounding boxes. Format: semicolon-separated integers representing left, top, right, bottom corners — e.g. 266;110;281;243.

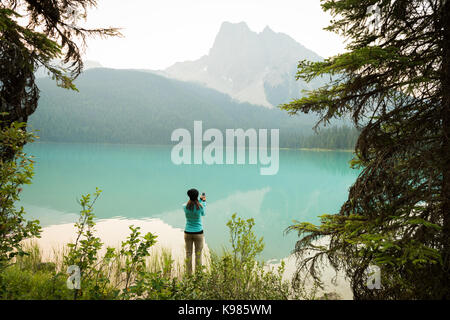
297;125;359;149
29;68;358;150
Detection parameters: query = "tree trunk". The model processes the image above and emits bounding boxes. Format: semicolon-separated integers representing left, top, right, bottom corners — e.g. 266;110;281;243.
441;0;450;300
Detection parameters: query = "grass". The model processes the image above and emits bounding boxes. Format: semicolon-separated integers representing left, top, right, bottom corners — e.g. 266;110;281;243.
0;241;311;300
0;209;340;300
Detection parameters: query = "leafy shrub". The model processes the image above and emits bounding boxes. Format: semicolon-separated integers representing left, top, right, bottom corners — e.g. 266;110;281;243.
0;244;69;300
0;265;72;300
0;121;41;270
63;188;118;299
173;214;294;300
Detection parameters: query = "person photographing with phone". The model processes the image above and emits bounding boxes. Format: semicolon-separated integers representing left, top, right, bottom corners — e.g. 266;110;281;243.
183;188;206;275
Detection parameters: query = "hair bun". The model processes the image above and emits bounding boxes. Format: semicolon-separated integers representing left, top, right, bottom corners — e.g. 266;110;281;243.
187;188;199;200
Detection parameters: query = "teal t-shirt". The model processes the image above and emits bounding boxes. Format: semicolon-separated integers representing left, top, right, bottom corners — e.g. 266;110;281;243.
183;199;206;232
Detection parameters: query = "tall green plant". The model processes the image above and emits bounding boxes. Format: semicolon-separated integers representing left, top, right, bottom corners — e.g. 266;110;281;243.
64;188;116;299
118;225;157;299
0;121;40;270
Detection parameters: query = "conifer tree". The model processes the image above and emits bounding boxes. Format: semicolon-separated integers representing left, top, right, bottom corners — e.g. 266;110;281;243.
0;0;119;159
282;0;450;299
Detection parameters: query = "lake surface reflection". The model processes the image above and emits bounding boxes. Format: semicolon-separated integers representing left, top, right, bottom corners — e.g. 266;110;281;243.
20;142;359;260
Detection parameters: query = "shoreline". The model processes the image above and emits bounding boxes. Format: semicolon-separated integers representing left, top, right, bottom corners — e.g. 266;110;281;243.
29;218;353;299
280;147;354;152
29;217;208;268
27;140;354;153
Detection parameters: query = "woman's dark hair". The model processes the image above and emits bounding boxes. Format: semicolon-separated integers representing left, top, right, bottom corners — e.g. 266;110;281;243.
186;188;202;211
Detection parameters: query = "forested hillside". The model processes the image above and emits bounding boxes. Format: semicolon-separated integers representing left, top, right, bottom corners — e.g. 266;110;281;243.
299;126;359;150
29;68;357;149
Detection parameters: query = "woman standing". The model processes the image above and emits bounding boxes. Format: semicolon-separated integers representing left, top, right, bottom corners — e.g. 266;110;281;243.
183;188;206;275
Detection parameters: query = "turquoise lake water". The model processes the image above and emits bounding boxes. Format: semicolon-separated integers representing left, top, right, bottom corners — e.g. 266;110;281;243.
19;142;360;260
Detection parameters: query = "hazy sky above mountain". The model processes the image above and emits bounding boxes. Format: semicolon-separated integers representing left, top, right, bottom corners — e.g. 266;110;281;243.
83;0;347;70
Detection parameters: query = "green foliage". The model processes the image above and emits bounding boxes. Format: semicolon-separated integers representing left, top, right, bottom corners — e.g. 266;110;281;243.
118;225;157;299
227;213;264;265
282;0;450;299
0;7;68;87
63;188;117;299
0;1;119;152
0;243;71;300
60;189;176;300
174;214;294;300
0;265;72;300
127;271;178;300
287;213;442;292
0;121;41;270
65;189;103;271
298;125;359;149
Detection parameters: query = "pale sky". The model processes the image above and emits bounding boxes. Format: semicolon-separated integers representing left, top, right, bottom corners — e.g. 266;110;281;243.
82;0;346;70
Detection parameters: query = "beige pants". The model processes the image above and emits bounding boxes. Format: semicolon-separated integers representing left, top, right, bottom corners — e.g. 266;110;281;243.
184;233;204;275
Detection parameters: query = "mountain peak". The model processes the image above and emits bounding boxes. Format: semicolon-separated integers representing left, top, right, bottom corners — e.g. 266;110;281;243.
165;21;324;108
210;21;256;59
262;25;274;34
219;21;251;33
